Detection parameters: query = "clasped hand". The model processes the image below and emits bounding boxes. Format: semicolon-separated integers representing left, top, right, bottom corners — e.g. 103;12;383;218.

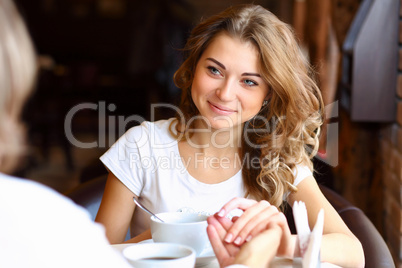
207;198;294;268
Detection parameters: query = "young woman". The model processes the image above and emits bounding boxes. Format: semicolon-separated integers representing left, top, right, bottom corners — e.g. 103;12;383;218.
96;4;364;267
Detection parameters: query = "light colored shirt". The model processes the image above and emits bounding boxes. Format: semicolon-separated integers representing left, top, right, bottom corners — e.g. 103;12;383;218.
0;172;131;268
101;118;247;237
101;118;312;238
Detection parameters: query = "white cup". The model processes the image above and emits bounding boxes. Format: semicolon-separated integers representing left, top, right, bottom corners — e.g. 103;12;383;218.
150;212;211;256
123;243;196;268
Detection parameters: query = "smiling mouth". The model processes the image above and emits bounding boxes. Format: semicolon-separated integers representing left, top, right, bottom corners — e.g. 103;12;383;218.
208;101;237;114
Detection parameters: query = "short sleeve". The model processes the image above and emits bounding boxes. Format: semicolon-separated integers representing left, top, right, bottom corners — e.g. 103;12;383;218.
293;164;313;186
283;164;313;201
100;124;150;196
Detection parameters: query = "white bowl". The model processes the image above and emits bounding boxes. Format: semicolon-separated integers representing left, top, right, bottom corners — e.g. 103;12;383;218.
150;212;210;256
123;243;196;268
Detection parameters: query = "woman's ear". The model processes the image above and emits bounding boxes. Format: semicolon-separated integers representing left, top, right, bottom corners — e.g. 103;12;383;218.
262;89;271;107
265;88;272;101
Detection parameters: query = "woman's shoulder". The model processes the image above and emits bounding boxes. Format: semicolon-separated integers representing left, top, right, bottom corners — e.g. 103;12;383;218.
123;118;176;137
148;118;178;133
122;118;177;147
0;173;88;216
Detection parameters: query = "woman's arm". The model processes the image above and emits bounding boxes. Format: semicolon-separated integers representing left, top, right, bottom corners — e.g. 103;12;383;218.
288;176;365;268
95;172;136;244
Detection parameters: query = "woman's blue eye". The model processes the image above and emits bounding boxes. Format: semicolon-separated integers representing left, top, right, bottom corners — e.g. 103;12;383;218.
244;79;257;86
207;66;220;75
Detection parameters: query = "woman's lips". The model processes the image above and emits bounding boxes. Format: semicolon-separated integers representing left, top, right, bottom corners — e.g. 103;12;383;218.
208;101;237;115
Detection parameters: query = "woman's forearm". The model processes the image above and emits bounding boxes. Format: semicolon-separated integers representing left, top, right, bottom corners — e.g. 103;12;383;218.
122;229;152;244
320;233;365;268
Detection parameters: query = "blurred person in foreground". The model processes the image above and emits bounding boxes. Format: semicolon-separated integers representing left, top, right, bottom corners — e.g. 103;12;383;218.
0;0;131;267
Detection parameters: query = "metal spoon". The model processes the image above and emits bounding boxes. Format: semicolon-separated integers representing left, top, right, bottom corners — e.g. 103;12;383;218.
133;197;164;222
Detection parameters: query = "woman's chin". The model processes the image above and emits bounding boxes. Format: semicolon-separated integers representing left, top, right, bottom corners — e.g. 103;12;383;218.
209;120;242;132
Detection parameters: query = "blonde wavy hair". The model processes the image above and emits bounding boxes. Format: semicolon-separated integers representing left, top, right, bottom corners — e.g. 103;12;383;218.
0;0;37;173
173;4;324;208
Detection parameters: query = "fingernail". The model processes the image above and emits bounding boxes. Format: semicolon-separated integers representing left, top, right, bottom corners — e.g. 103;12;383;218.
224;233;233;243
217;209;225;217
245;235;252;242
234;236;242;245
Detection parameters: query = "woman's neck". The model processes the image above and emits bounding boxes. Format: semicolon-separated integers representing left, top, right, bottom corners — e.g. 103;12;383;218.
185;119;242;157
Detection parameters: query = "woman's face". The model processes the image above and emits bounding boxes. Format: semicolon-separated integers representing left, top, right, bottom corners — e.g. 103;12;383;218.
191;32;269;130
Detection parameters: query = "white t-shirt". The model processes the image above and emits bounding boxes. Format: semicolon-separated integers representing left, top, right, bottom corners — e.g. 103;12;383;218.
0;173;131;268
100;118;312;238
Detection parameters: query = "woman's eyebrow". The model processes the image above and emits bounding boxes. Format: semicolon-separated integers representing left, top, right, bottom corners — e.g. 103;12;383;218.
206;57;261;77
206;57;226;70
242;72;261;77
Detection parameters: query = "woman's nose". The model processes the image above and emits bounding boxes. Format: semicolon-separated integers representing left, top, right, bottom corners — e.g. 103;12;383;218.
216;80;236;102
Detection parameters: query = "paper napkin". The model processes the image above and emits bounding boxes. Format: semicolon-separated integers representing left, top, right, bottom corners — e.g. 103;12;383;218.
293;201;324;268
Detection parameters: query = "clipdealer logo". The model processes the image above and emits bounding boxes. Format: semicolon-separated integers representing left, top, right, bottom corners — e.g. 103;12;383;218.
63;101;339;167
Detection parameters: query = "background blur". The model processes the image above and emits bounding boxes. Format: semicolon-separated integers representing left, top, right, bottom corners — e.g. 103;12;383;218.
13;0;295;194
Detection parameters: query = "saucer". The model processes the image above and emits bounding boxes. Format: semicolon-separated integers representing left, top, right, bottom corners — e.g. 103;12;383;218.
138;239;216;267
195;246;216;267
